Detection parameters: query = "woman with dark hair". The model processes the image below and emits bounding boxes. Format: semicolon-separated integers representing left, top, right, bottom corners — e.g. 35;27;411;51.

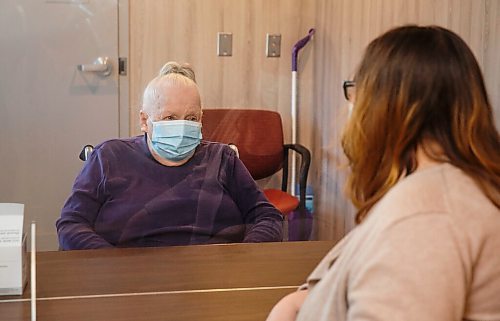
267;25;500;321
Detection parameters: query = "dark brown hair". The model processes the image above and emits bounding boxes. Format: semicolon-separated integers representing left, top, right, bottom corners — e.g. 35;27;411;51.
342;25;500;223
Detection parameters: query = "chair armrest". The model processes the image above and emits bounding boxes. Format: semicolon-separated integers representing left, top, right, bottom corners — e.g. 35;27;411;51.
228;143;240;158
79;145;94;161
282;144;311;211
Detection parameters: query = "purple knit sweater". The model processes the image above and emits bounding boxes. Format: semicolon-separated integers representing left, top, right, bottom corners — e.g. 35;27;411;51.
56;136;283;250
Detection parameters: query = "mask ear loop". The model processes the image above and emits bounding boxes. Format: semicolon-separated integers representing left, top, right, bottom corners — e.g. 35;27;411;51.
139;110;153;133
143;114;155;148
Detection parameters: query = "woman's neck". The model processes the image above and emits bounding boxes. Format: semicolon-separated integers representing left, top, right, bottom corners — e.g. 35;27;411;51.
415;142;446;171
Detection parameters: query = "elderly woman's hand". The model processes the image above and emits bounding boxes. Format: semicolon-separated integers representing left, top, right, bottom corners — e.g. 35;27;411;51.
266;289;308;321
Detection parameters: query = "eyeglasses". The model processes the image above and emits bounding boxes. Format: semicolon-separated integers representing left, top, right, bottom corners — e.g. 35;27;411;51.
343;80;356;102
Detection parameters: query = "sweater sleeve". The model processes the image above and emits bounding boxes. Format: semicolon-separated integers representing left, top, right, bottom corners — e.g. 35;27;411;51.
56;148;114;250
347;214;469;321
226;152;283;242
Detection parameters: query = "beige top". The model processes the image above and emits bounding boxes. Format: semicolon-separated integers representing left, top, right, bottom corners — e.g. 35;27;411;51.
297;163;500;321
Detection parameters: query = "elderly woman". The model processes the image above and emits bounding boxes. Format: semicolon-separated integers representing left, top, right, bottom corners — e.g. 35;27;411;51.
56;62;283;250
267;25;500;321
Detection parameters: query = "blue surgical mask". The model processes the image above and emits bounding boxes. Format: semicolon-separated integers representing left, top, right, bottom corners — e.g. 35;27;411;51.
150;119;202;162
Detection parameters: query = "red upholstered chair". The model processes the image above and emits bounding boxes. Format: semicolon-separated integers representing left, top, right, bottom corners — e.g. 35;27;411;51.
201;109;311;218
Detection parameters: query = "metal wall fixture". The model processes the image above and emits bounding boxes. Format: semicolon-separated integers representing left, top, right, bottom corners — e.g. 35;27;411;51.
118;57;127;76
217;32;233;56
266;34;281;57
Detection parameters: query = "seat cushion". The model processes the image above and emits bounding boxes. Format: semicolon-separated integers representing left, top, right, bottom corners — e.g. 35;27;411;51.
264;189;300;215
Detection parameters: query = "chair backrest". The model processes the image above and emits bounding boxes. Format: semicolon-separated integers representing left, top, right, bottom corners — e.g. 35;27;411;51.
202;109;284;180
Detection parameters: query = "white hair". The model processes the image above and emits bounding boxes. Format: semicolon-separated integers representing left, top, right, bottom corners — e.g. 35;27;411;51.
142;62;199;117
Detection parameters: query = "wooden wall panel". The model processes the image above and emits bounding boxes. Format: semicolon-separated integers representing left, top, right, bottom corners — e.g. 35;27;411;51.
484;0;500;128
312;0;500;242
129;0;316;152
129;0;500;243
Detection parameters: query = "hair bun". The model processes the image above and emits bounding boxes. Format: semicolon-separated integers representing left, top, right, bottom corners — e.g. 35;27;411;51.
158;61;196;83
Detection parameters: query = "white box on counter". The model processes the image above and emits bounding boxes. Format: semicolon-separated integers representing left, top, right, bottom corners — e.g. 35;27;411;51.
0;203;27;296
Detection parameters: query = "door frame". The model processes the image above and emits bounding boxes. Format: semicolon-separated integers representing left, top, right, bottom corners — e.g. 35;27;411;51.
119;0;130;137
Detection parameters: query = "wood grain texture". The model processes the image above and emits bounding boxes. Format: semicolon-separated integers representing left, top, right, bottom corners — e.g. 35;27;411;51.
128;0;499;243
0;241;333;300
484;0;500;129
0;288;295;321
0;241;334;320
312;0;499;242
129;0;316;148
